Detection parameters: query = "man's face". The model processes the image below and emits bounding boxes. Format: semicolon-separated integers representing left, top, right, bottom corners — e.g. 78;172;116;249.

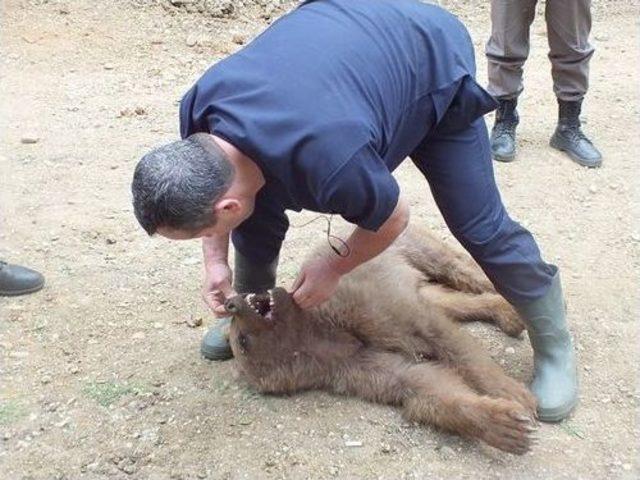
157;206;252;241
157;225;223;241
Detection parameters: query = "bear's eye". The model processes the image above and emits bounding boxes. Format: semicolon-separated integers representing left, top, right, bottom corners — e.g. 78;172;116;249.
238;333;249;353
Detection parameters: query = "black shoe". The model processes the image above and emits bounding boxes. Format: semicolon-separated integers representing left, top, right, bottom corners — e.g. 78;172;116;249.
200;252;279;361
490;98;519;162
550;99;602;168
0;261;45;296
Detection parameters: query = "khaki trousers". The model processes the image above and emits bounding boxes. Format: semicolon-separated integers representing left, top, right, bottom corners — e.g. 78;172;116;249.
486;0;595;101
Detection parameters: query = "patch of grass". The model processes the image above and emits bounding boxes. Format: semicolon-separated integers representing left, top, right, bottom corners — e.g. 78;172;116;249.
238;385;262;404
82;381;147;407
211;377;232;395
0;400;26;425
560;421;586;439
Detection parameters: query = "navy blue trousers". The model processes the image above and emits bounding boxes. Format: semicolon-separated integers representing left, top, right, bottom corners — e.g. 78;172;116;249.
233;117;556;304
411;117;557;303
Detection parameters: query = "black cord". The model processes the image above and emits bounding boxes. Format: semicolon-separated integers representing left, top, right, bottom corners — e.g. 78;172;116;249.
289;214;351;258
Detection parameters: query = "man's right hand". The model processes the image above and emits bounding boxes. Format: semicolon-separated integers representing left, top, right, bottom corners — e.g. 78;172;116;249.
201;234;235;317
202;261;236;317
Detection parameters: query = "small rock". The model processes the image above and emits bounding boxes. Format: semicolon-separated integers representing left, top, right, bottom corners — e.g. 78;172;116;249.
186;34;199;47
380;443;395;454
118;459;136;475
232;34;246;45
9;351;28;359
153;322;164;330
105;237;117;245
58;4;70;14
588;185;598;194
41;375;52;385
117;107;147;118
103;63;115;70
344;440;363;447
186;316;203;328
438;445;455;458
182;256;200;266
21;136;40;144
622;464;632;471
505;347;515;354
132;332;146;340
54;418;70;428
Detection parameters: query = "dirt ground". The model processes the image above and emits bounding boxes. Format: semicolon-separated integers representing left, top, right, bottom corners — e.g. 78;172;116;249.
1;0;638;479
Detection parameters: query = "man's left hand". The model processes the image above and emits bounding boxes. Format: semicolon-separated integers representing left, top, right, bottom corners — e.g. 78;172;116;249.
291;255;343;310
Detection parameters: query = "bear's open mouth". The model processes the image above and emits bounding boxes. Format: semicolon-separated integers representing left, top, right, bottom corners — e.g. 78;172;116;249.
244;291;274;321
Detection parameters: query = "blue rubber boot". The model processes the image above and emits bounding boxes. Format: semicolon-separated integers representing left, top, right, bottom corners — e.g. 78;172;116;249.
513;272;579;422
200;252;278;361
200;317;233;361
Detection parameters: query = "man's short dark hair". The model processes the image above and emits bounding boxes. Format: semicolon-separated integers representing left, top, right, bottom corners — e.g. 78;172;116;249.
131;133;234;235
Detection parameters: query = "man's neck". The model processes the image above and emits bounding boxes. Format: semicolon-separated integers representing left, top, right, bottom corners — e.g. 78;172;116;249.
212;134;265;196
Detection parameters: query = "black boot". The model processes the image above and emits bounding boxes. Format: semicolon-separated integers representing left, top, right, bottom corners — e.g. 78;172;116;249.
200;252;278;361
0;261;45;296
490;98;519;162
550;99;602;168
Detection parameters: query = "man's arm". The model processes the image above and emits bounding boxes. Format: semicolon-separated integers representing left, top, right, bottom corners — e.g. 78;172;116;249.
292;195;409;309
202;233;235;316
329;194;409;275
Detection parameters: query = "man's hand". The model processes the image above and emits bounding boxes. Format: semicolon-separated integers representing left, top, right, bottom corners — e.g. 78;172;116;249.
291;255;343;310
291;195;410;310
202;261;236;317
202;234;235;317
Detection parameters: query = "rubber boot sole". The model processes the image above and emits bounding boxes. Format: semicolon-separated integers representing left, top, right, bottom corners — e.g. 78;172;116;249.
537;394;579;423
550;136;602;168
492;150;517;163
0;282;44;296
200;341;233;361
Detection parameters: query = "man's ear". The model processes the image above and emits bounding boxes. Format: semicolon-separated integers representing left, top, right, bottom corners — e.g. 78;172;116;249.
214;198;241;215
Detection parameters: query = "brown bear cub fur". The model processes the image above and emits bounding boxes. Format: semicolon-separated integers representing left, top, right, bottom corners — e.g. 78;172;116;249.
224;226;538;454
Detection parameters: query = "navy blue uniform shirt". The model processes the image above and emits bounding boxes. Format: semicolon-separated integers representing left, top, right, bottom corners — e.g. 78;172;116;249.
180;0;496;263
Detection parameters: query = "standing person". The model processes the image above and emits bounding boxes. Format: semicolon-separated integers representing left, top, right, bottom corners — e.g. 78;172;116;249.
0;260;44;296
486;0;602;167
132;0;578;421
